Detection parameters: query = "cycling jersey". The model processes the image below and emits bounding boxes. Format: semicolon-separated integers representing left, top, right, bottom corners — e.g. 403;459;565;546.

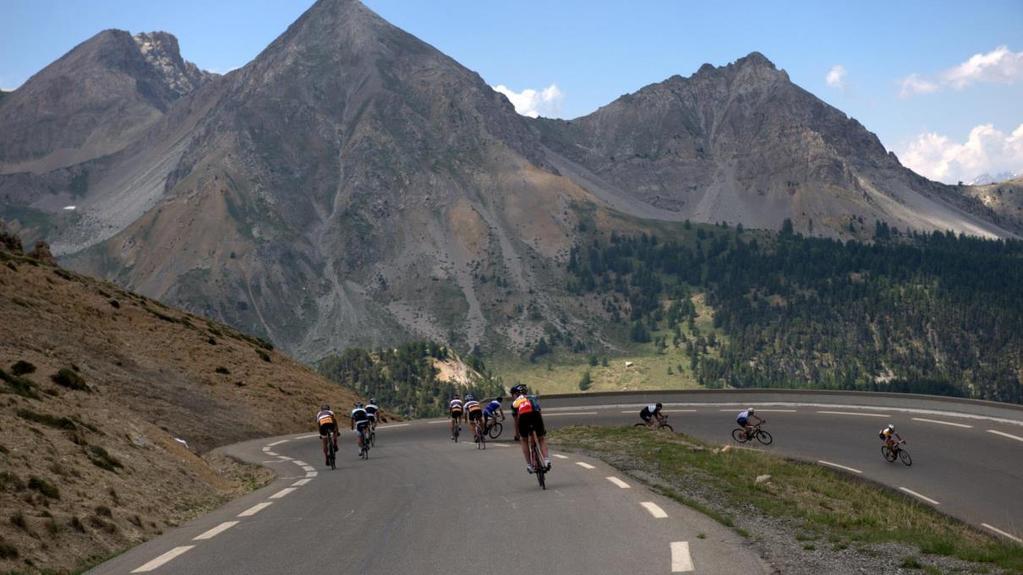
879;427;896;441
483;399;502;416
465;400;482;413
365;404;379;419
640;405;658;420
316;410;337;426
449;399;463;415
351;407;369;428
512;395;539;415
737;410;751;424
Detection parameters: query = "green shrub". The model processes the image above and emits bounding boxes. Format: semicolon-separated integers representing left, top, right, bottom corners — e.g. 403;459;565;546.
28;476;60;499
69;516;85;533
51;368;89;391
10;360;36;376
0;471;25;491
16;409;77;431
0;368;39;398
256;349;271;363
10;512;27;531
87;446;123;472
215;366;230;375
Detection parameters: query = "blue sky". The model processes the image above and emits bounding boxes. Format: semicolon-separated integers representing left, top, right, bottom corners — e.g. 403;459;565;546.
2;0;1021;183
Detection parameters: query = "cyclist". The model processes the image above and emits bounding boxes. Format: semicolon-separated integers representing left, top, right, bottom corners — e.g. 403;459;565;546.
483;395;504;434
449;394;464;440
512;384;550;474
316;404;339;467
365;398;380;431
351;402;371;455
736;407;762;440
879;424;904;451
639;402;665;428
464;394;484;441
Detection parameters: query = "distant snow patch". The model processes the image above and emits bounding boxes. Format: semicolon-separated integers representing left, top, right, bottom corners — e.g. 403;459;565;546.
493;83;564;118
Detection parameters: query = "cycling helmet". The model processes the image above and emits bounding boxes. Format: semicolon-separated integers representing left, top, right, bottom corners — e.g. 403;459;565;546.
356;402;364;408
656;402;663;409
747;407;755;414
321;404;330;411
465;393;476;401
369;398;376;404
887;424;895;430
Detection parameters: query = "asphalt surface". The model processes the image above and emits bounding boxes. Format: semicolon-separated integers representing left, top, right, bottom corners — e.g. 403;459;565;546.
88;391;1023;574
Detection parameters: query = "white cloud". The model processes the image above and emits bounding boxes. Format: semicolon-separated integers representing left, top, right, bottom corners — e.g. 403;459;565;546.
900;123;1023;184
942;45;1023;89
899;45;1023;98
825;65;847;89
492;83;564;118
899;73;939;98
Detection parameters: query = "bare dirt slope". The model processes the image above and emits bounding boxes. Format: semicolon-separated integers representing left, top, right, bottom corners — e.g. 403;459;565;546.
0;224;357;574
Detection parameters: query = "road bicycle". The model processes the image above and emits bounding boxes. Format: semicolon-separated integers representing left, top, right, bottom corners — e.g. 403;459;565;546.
472;417;486;449
366;426;376;449
358;426;371;460
452;420;461;443
881;441;911;466
325;434;337;470
633;414;674;432
527;431;548;490
732;421;773;445
484;415;504;439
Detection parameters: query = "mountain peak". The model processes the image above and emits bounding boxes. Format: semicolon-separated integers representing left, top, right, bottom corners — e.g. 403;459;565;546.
736;51;776;69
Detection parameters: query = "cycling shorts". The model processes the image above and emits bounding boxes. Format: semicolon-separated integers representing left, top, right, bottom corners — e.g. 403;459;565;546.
468;410;482;422
354;420;370;431
450;410;463;419
319;422;338;437
737;417;748;426
517;411;546;438
640;411;653;422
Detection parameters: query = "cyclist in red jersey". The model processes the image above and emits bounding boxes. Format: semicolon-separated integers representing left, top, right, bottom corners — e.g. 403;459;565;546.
511;384;550;473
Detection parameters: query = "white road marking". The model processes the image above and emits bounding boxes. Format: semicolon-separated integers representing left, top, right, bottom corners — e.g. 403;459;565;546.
817;411;889;418
292;478;313;486
640;501;668;518
491;442;511;448
982;523;1023;543
270;488;297;499
297;433;320;439
607;476;631;488
131;546;194;572
818;460;863;474
264;451;277;456
671;541;695;572
987;429;1023;443
912;417;973;429
238;502;273;517
293;460;308;467
575;462;596;470
193;521;239;540
381;423;410;428
543;411;600;416
276;456;293;461
427;420;450;424
261;446;271;452
553;454;569;459
301;465;316;472
899;487;940;506
622;409;698;414
267;440;289;447
306;471;318;478
757;409;798;413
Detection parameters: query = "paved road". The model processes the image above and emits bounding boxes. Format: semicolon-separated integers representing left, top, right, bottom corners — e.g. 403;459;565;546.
537;391;1023;544
90;423;765;574
89;391;1023;574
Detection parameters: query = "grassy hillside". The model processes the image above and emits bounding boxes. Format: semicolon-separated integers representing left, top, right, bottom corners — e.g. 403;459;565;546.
0;222;360;574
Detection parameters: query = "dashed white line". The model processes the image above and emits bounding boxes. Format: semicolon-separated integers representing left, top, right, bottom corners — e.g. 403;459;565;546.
270;488;297;499
818;460;863;474
297;433;320;439
491;442;511;448
817;411;889;418
982;523;1023;544
899;487;940;506
427;420;450;425
276;456;293;461
293;460;308;467
193;521;239;541
756;409;798;413
381;423;410;428
640;501;668;518
237;502;273;517
544;411;600;416
267;440;289;447
261;446;271;452
264;451;278;456
607;476;631;489
292;478;313;487
301;466;316;472
131;546;194;572
671;541;695;572
575;462;596;470
912;417;973;429
552;454;569;460
987;429;1023;443
305;471;318;478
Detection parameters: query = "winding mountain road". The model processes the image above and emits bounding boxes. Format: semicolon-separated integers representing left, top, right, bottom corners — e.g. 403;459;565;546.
88;391;1023;574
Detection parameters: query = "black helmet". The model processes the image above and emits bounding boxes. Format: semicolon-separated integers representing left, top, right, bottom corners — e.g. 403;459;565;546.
369;398;376;404
321;404;330;411
656;402;663;409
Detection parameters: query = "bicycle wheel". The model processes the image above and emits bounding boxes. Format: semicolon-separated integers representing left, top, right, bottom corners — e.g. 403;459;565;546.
454;424;460;443
898;448;912;467
370;431;376;448
532;439;546;490
732;428;750;443
478;425;486;450
328;440;336;470
634;423;648;429
755;429;773;445
488;421;503;440
659;423;674;433
881;445;896;462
